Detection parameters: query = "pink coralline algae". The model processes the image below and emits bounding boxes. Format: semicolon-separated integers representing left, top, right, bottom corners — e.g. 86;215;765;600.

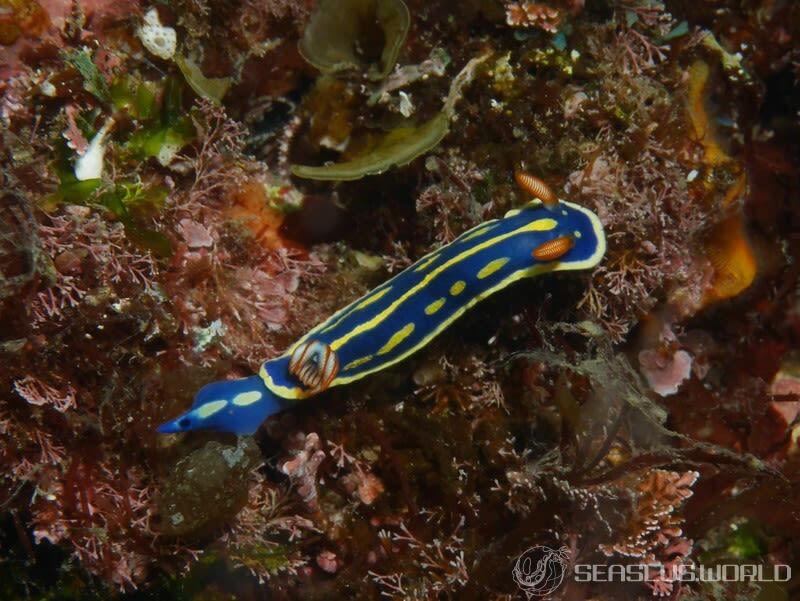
31;206;158;324
369;517;469;599
593;470;698;598
315;549;339;574
505;2;562;33
0;49;328;593
220;474;318;583
340;471;385;506
279;434;387;511
28;466;158;591
639;349;693;397
161;101;325;365
329;440;386;505
13;374;77;412
176;217;215;249
279;432;327;511
600;470;699;560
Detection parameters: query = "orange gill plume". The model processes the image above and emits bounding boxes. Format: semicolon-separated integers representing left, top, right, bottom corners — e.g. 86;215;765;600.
532;235;574;261
289;340;339;392
515;171;559;208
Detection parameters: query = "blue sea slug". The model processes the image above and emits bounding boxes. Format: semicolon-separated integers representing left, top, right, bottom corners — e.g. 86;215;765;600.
158;174;606;435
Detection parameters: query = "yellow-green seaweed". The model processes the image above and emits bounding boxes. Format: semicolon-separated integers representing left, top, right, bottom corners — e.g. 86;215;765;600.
290;52;491;181
291;113;448;181
175;55;232;106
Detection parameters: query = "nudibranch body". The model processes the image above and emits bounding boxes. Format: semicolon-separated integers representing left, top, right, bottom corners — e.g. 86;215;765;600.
158;176;606;435
157;375;292;434
262;198;605;399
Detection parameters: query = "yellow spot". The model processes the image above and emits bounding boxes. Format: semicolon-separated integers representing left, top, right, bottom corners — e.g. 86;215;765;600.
573;230;582;238
377;323;415;356
425;298;446;315
344;355;374;371
504;208;521;218
233;391;262;406
356;286;392;310
450;280;466;296
477;257;510;279
414;253;440;272
528;218;558;231
197;400;227;418
329;217;565;354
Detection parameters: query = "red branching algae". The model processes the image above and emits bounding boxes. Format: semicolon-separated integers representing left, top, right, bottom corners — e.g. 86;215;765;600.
13;374;77;412
1;0;799;599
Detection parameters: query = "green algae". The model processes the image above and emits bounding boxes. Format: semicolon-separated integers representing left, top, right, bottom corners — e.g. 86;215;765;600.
725;522;767;560
99;182;172;256
42;76;202;256
291;112;449;180
229;542;299;576
47;150;172;257
125;77;196;165
63;49;110;105
47;175;102;206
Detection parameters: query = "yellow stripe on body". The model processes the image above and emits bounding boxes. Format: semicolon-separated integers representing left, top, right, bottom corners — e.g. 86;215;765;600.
458;222;499;242
269;263;556;396
355;286;392;309
330;262;559;386
413;252;441;272
343;355;374;371
317;285;393;335
329;217;558;353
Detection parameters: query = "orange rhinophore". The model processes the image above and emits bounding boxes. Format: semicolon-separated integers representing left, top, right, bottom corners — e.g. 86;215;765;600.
515;171;559;209
532;235;574;261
